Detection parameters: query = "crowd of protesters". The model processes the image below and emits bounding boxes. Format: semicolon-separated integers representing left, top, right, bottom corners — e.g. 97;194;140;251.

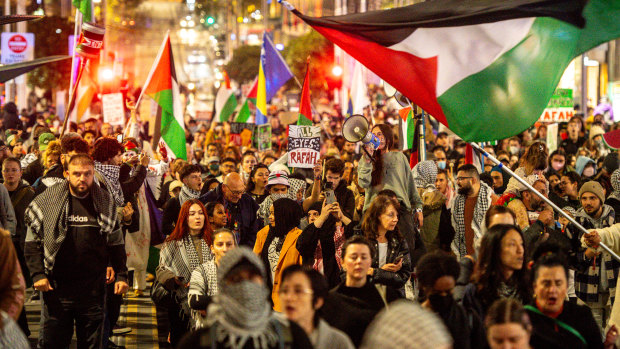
1;90;620;349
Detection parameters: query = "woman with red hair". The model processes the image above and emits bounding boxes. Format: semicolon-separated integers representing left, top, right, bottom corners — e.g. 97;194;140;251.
156;199;213;346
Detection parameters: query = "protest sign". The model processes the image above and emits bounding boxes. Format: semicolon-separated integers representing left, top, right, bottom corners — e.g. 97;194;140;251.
229;122;256;147
102;93;125;126
546;123;558;153
288;125;320;168
539;89;574;122
255;124;272;151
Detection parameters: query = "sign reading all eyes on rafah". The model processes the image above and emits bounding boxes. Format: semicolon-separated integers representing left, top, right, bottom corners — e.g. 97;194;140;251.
288;125;320;168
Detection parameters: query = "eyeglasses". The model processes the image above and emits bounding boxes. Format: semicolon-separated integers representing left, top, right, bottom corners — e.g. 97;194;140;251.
224;184;244;196
278;288;313;297
456;176;473;182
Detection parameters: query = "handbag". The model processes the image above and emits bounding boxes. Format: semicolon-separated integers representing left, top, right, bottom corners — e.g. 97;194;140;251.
150;279;174;308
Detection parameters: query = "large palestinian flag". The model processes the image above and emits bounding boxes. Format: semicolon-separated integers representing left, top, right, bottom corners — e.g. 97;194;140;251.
140;32;186;160
282;0;620;142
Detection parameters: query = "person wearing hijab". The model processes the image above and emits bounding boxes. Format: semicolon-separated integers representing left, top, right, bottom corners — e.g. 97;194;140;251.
254;198;304;311
177;247;313;349
490;164;512;195
413;160;453;253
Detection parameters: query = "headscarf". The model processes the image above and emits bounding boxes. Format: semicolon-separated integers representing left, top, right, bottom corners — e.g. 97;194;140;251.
206;247;278;349
575;155;596;176
271;198;303;239
490;165;512;195
257;178;306;225
412;160;437;190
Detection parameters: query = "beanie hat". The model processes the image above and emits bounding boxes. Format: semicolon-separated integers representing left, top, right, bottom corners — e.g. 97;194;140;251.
579;181;605;203
267;170;289;188
589;125;605;140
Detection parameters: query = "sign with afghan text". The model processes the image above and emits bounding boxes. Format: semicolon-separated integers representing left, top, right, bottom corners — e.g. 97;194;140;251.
288;125;320;168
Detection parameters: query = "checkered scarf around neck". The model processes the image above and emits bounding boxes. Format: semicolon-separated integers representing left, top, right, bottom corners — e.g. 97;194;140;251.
412;160;438;190
452;181;493;258
24;181;117;275
94;162;124;207
179;185;201;206
609;169;620;202
206;247;276;349
161;235;213;295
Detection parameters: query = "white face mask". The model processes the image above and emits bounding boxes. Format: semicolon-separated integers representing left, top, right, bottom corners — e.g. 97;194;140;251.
583;167;595;177
509;146;520;155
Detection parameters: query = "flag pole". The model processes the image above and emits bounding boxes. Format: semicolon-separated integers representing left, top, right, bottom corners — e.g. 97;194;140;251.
469;142;620;262
69;9;82;95
60;58;87;137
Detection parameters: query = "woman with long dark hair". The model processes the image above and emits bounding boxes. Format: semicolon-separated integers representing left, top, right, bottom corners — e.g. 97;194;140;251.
358;123;423;262
156;199;214;346
253;197;304;312
360;195;412;293
461;224;530;321
247;163;270;205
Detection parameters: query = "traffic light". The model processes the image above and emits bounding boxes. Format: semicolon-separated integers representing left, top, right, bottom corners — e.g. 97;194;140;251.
206;16;215;25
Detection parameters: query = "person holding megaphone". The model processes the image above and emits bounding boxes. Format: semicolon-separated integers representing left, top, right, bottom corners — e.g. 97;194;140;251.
355;123;425;266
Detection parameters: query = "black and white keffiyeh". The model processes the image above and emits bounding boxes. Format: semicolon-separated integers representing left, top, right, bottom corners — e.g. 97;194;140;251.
159;235;213;300
609;169;620;202
412;160;438;190
451;181;494;258
179;185;201;206
95;162;124;206
24;181;118;275
206;247;279;349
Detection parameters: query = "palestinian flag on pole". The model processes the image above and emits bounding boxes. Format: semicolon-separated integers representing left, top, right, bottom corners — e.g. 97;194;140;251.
236;78;258;123
297;59;312;126
398;107;415;150
137;31;186;160
215;71;237;122
281;0;620;142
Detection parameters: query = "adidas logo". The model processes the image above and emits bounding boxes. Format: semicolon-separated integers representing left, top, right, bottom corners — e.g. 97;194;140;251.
68;215;89;223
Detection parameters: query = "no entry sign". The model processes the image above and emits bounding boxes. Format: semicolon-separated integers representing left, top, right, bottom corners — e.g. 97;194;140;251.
1;32;34;64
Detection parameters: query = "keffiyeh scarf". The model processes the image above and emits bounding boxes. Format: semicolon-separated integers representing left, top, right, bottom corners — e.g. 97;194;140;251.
95;162;124;207
412;160;438;190
179;185;201;206
451;182;493;258
24;181;118;275
258;179;307;225
313;224;345;272
206;247;278;349
609;169;620;202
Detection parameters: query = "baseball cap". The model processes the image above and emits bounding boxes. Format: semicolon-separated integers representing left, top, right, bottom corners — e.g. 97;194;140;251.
38;133;56;152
